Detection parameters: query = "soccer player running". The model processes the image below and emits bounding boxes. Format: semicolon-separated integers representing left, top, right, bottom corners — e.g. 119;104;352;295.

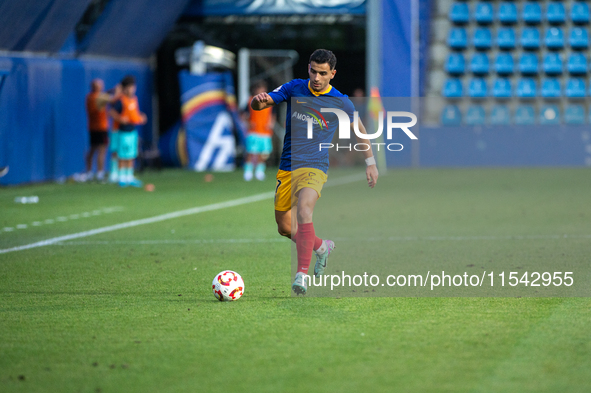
109;75;147;188
243;82;276;181
251;49;379;295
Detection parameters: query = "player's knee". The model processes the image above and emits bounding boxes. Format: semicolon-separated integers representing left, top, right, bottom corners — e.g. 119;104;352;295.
277;226;291;237
276;220;291;237
296;206;313;223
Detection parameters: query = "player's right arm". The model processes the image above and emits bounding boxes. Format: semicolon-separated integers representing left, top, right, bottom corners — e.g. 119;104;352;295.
250;92;276;111
251;80;295;111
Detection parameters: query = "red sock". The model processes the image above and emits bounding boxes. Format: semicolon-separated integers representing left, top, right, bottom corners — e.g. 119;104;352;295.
291;231;323;250
294;223;317;274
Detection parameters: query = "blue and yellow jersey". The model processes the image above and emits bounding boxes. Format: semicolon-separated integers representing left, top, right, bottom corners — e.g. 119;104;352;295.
268;79;354;173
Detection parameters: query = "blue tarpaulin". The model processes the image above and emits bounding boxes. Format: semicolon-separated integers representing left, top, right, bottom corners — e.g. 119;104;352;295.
0;0;92;52
79;0;192;58
0;0;190;57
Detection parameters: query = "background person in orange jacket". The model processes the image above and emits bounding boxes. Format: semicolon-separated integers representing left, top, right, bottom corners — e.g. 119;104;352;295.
84;79;120;182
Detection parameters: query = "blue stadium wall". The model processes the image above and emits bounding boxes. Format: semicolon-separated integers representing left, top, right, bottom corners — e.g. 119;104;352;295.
0;0;191;185
0;55;152;185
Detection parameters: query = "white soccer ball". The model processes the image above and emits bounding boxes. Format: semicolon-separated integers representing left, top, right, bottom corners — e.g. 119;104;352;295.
212;271;245;301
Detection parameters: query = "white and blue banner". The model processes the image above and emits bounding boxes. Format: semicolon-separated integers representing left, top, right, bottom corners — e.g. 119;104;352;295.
179;71;244;172
186;0;365;16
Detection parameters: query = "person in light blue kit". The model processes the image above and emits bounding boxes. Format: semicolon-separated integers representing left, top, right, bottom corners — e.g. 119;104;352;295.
109;75;147;187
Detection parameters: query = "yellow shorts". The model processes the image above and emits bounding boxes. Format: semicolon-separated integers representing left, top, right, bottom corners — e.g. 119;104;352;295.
274;168;328;211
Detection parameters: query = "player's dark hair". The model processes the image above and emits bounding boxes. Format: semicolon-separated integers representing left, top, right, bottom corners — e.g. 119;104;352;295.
120;75;136;88
309;49;337;70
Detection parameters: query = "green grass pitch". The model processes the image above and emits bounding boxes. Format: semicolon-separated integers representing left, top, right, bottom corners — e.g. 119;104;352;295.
1;168;590;392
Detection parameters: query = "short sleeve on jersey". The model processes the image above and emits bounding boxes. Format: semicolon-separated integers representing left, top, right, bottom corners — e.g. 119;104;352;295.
343;97;355;123
268;80;296;105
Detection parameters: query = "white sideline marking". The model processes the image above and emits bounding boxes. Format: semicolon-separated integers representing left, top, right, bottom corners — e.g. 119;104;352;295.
0;192;273;254
2;206;124;232
51;234;591;247
0;174;365;255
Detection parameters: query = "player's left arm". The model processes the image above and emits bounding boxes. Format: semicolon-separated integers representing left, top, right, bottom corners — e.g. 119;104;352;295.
350;119;379;188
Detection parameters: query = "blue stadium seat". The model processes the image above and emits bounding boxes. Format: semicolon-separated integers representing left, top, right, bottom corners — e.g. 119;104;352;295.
566;78;586;98
541;78;561;98
545;27;564;49
517;78;537;98
469;78;488;98
465;105;486;125
539;105;560;124
450;2;470;24
498;2;518;24
519;54;539;75
497;28;516;50
564;105;585;125
543;53;563;75
495;53;514;75
441;105;462;126
493;78;512;98
515;105;536;125
473;28;492;50
448;28;468;49
546;3;566;25
570;27;589;49
445;53;466;75
470;53;490;75
522;2;542;25
521;28;541;49
490;105;511;125
568;53;587;75
443;78;463;98
571;3;590;25
475;2;494;25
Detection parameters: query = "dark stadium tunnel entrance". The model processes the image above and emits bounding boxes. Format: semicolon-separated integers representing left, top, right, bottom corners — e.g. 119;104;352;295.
155;15;366;137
